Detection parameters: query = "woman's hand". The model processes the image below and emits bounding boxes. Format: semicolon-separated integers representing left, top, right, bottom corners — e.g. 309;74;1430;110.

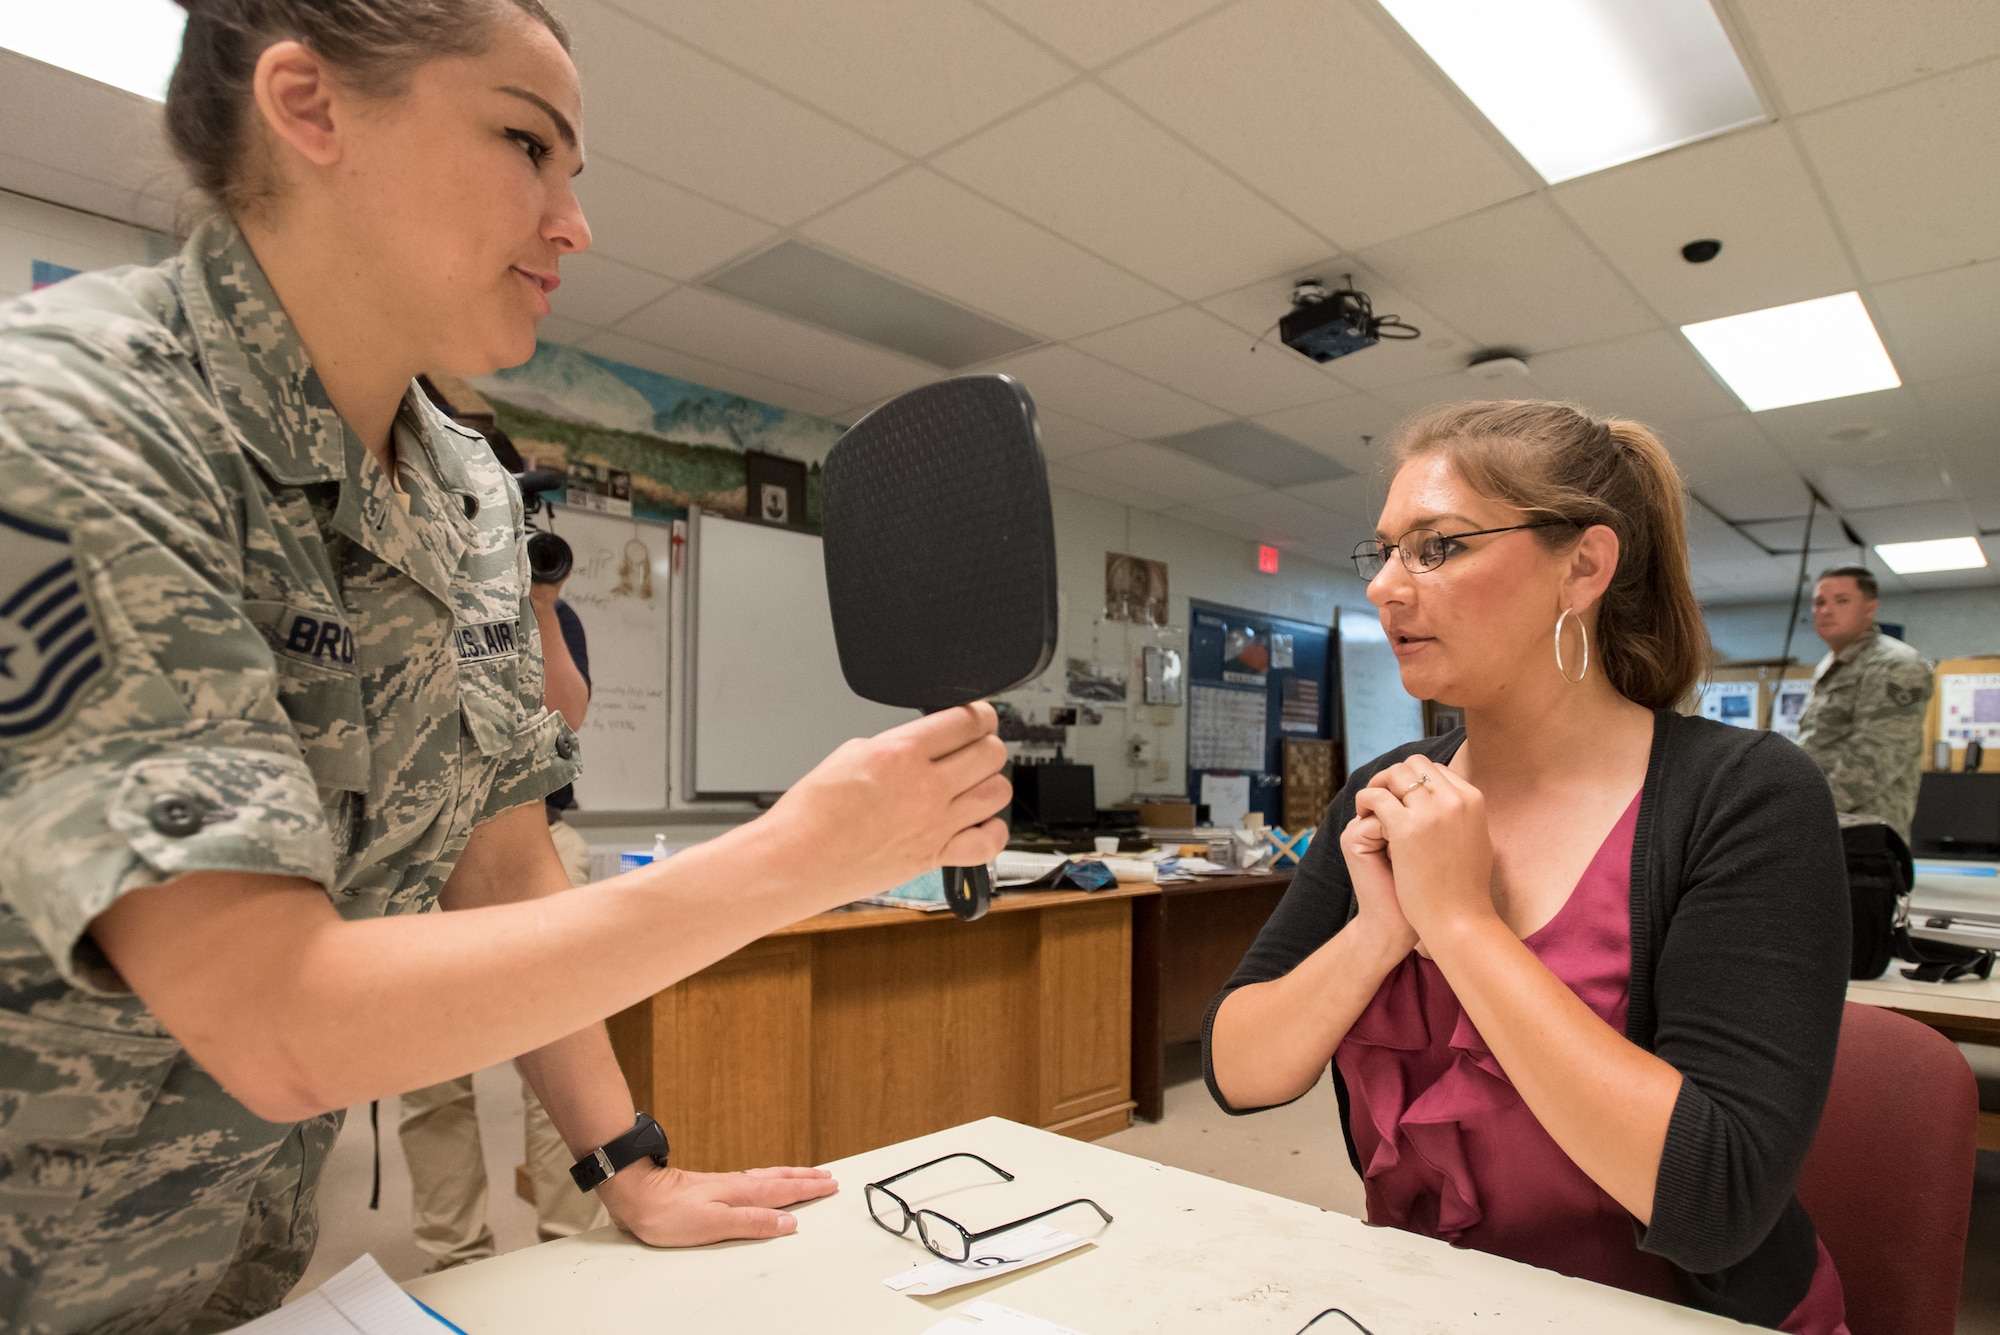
761;702;1011;907
1352;755;1498;945
1340;810;1417;960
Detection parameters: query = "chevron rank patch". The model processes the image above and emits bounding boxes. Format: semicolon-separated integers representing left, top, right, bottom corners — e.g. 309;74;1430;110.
0;508;105;740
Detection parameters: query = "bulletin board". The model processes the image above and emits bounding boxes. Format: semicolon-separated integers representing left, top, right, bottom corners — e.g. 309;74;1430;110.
1184;600;1336;828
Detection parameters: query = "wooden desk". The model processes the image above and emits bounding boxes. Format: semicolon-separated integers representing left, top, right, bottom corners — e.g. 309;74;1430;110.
605;887;1154;1171
410;1115;1751;1333
1848;968;2000;1150
1130;871;1292;1121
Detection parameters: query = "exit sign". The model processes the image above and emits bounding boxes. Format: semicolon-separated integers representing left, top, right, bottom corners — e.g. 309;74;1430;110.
1256;544;1280;574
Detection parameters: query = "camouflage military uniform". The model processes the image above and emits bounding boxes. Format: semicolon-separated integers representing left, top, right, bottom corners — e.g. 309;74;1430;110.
1796;626;1935;841
0;215;579;1333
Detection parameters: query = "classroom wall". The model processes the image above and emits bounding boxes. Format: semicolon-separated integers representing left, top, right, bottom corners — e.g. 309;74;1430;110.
998;485;1375;809
0;189;167;299
1706;587;2000;665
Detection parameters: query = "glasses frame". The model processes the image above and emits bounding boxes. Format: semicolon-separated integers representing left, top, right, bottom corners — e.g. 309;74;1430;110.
1352;518;1575;580
865;1152;1114;1266
1295;1308;1376;1335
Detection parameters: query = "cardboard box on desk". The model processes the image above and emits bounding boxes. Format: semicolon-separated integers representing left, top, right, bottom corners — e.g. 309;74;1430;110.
1138;800;1196;828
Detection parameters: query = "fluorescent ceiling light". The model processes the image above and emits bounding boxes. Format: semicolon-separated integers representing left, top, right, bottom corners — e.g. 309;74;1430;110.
1378;0;1764;183
1874;537;1988;575
0;0;186;102
1680;292;1901;412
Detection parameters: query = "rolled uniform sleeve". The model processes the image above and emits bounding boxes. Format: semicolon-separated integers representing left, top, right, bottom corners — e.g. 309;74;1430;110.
0;341;330;993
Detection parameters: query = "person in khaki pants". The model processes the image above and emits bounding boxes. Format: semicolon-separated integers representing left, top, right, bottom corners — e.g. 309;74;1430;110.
400;578;608;1267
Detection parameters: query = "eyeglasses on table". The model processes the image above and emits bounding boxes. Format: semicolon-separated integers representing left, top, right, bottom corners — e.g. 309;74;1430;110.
865;1152;1113;1265
1294;1308;1375;1334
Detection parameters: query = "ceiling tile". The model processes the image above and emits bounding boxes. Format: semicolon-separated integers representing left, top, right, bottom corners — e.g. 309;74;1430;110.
1750;387;1930;461
1914;374;2000;456
1812;453;1955;510
1730;0;2000;113
1201;263;1479;389
975;344;1228;438
1868;259;2000;386
1182;489;1354;545
609;0;1073;156
1044;459;1181;511
1154;420;1354;486
1034;408;1128;461
1360;195;1659;352
574;328;850;418
1845;497;1981;546
529;315;599;348
1074;307;1347;416
978;0;1229;69
548;254;678;328
561;0;903;225
1692;470;1812;523
1162;504;1268;544
931;82;1327;299
574;154;775;280
0;53;184;232
1103;0;1530;251
1795;61;2000;281
1657;414;1793;490
1738;515;1858;553
1551;124;1858;325
1060;441;1267;505
1285;473;1389;520
1253;397;1405;469
1367;372;1498;418
1524;330;1744;426
802;168;1176;340
611;286;938;404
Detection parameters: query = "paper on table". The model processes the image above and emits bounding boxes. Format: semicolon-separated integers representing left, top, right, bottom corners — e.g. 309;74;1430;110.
922;1299;1092;1334
995;851;1069;885
232;1255;451;1334
882;1224;1092;1296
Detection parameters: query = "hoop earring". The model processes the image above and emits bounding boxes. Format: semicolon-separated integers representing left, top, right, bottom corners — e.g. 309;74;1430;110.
1554;608;1588;684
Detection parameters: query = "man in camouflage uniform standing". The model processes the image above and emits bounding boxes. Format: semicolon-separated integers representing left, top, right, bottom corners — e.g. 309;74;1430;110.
1795;566;1936;842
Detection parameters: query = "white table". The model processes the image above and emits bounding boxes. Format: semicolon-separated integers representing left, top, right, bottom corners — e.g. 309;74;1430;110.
406;1116;1749;1333
1848;967;2000;1150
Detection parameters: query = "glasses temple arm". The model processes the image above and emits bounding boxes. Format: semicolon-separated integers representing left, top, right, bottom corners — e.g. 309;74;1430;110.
966;1196;1114;1243
871;1152;1015;1190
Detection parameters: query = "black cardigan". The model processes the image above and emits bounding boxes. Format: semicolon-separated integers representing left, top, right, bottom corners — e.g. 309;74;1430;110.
1201;710;1850;1329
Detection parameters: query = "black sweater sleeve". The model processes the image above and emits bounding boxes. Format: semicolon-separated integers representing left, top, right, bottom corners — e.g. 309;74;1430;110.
1638;727;1850;1280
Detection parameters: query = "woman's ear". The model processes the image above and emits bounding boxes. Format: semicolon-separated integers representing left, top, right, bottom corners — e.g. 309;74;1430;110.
250;40;345;173
1563;523;1621;615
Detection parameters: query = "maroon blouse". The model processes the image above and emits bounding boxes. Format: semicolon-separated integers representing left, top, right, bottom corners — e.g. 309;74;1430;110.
1334;794;1848;1334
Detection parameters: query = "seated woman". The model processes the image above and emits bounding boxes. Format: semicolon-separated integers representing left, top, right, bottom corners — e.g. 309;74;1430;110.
1205;401;1850;1333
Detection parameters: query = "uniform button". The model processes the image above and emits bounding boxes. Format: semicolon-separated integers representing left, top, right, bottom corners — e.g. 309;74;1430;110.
147;794;205;838
555;734;578;760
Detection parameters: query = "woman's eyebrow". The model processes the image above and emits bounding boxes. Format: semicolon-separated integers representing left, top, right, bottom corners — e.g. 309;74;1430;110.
496;85;578;150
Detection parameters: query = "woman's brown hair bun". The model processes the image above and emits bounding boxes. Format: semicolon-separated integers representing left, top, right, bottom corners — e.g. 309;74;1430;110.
165;0;570;215
1393;400;1710;711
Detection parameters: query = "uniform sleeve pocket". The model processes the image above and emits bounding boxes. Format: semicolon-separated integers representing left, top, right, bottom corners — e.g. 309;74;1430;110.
458;658;526;758
0;1009;182;1214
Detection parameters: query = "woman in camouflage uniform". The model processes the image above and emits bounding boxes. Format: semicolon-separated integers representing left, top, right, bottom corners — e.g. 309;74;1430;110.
0;3;1010;1330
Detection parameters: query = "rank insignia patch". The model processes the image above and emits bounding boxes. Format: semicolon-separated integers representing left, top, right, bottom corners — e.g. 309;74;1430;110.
0;509;105;740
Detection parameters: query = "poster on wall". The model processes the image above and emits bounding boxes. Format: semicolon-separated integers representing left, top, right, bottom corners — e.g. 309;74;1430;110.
1189;685;1268;771
1769;679;1813;742
1142;646;1184;706
1065;657;1129;704
1940;673;2000;748
1105;552;1169;627
1698;680;1759;729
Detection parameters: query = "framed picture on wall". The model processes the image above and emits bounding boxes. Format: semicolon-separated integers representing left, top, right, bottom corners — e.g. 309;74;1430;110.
744;450;808;529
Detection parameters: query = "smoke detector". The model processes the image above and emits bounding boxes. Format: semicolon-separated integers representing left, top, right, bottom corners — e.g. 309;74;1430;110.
1465;350;1531;382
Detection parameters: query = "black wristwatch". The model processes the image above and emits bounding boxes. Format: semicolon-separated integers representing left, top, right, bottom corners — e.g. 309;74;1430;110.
569;1111;670;1193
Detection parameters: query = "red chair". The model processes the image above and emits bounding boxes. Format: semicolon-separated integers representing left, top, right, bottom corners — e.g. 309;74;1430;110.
1795;1002;1977;1335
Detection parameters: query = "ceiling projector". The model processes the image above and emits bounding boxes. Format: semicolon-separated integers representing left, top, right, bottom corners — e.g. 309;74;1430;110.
1278;276;1420;363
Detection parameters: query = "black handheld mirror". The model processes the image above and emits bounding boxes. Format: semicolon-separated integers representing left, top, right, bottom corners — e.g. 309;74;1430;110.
822;375;1059;921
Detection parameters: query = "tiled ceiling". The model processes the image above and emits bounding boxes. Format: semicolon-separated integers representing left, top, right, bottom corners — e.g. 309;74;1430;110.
7;0;1999;604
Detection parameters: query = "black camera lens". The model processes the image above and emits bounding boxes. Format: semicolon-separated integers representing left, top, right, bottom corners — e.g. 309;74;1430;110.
527;530;573;585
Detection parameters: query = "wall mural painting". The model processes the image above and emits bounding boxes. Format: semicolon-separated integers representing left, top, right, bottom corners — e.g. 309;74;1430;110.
430;342;844;526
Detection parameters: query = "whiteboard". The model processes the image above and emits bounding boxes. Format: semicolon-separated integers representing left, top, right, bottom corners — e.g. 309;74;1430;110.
1339;612;1424;771
548;505;672;812
690;510;915;796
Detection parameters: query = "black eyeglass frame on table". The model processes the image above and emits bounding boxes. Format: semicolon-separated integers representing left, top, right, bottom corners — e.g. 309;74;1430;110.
1294;1307;1376;1334
1351;518;1576;580
864;1152;1114;1265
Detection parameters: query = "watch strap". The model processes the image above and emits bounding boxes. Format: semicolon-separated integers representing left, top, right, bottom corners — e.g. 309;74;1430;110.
569;1111;670;1193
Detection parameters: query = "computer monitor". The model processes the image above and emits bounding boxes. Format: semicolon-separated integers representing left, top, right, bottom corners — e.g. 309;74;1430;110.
1012;762;1097;832
1911;773;2000;859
